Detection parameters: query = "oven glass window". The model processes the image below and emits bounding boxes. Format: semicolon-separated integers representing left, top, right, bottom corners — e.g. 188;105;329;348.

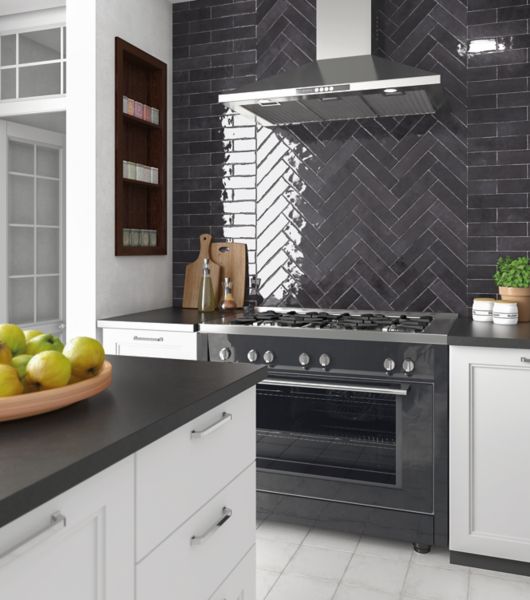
257;384;399;485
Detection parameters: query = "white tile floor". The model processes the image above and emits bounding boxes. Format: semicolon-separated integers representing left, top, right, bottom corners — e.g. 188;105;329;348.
256;519;530;600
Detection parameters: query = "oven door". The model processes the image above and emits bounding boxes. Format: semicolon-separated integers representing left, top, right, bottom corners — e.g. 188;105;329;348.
256;376;433;513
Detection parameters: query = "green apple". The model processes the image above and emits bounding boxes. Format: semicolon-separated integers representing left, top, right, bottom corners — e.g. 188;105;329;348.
26;351;71;390
0;343;12;366
11;354;32;379
0;364;23;397
24;329;43;343
0;323;26;356
26;334;64;356
63;337;105;380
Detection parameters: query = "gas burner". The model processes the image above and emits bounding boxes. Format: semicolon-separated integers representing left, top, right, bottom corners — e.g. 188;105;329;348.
230;310;434;333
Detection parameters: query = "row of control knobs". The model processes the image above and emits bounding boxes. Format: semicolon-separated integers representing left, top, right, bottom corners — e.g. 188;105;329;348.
218;347;415;374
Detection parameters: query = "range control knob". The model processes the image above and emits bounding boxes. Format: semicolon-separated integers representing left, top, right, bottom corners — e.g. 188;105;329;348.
263;350;275;365
247;349;258;363
299;352;310;368
383;358;396;373
219;347;231;361
402;358;415;375
319;353;331;369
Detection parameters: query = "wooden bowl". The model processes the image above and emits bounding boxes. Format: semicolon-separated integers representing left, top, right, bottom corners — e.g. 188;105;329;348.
0;361;112;422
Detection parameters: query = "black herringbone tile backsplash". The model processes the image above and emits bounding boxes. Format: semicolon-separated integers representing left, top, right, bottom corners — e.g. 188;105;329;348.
172;0;530;314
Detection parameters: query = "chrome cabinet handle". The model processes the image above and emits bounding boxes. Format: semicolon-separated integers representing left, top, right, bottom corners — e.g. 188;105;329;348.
0;512;66;568
261;378;409;397
190;507;232;546
191;412;232;439
133;335;164;342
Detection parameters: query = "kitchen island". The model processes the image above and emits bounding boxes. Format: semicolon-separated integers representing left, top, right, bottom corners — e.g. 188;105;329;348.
0;355;266;599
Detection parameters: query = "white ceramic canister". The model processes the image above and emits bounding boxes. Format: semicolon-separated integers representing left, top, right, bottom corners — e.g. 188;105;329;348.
472;297;495;322
493;300;518;325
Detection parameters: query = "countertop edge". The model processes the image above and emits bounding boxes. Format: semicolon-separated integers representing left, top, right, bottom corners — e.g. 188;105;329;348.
0;367;266;528
96;319;197;332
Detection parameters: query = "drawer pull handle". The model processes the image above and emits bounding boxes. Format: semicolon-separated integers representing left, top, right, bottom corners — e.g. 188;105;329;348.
133;336;164;342
191;412;232;439
0;512;66;568
190;507;232;546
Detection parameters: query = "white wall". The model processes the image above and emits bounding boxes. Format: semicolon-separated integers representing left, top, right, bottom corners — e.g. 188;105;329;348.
66;0;172;337
95;0;173;320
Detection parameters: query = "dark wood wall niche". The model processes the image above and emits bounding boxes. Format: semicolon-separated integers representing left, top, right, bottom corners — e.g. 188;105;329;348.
115;37;167;256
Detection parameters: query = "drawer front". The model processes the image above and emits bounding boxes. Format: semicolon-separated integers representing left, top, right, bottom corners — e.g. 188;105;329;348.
209;546;256;600
136;388;256;560
102;328;198;359
136;464;255;600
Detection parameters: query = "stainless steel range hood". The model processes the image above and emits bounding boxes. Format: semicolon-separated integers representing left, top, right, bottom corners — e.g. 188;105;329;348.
219;0;443;126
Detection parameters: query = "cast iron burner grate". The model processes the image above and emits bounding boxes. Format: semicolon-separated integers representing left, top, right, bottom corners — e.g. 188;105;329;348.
231;311;433;333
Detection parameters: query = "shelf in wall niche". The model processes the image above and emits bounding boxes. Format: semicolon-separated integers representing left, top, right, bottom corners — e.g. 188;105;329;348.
115;37;167;257
123;113;161;129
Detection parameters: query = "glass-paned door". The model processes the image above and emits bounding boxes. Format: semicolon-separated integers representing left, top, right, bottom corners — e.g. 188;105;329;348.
0;26;66;100
0;121;65;336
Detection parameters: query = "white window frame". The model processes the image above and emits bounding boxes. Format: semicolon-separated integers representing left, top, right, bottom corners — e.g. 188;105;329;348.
0;120;65;336
0;7;66;118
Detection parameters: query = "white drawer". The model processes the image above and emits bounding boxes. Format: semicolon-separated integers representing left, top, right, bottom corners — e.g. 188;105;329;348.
102;328;199;359
136;464;256;600
136;387;256;560
209;546;256;600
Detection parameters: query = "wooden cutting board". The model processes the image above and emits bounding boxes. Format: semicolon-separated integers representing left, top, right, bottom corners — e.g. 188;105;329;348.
183;234;221;308
211;242;248;308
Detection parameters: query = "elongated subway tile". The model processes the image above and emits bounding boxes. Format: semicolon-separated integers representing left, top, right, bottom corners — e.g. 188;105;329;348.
256;538;299;573
402;563;469;600
303;527;360;553
284;545;352;582
266;573;338;600
342;554;409;595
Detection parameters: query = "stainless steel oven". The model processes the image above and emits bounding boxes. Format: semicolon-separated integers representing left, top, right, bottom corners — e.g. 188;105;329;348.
256;374;433;514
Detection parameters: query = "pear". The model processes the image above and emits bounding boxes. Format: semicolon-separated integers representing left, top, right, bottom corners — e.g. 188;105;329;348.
0;364;23;397
26;351;71;390
26;333;64;356
0;323;26;356
0;343;12;366
11;354;32;379
63;337;105;380
24;329;43;343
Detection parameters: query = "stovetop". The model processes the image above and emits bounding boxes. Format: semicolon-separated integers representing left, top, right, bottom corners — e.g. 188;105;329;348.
231;311;433;333
200;308;457;345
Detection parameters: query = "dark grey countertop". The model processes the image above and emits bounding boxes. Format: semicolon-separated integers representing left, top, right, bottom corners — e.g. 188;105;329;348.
0;356;266;528
448;318;530;349
97;307;218;332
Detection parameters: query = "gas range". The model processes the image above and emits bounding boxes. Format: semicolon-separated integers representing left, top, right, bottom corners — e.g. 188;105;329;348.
201;307;457;345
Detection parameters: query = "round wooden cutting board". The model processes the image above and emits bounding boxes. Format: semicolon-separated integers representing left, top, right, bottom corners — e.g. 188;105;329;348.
0;361;113;422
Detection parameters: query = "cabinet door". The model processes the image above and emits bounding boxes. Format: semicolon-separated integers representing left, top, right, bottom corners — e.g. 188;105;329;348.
450;346;530;562
209;546;256;600
102;328;199;360
0;457;134;600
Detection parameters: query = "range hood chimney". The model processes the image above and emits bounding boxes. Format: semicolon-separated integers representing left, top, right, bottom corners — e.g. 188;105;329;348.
219;0;443;126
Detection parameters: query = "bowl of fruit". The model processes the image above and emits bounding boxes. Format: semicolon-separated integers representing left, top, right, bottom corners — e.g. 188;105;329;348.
0;324;111;422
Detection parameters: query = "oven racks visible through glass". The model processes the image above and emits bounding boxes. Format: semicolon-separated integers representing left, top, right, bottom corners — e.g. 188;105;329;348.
257;427;396;448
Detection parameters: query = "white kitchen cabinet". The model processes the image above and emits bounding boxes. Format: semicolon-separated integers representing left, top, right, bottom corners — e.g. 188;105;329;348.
450;345;530;563
0;457;134;600
136;388;255;560
209;547;256;600
99;326;205;360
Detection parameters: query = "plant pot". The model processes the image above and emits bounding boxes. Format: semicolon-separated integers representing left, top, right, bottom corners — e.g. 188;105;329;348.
499;287;530;322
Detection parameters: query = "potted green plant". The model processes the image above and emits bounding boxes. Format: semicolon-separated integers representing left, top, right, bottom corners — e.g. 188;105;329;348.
493;256;530;322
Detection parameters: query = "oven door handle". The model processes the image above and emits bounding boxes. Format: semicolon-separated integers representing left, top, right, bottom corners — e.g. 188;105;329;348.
260;378;409;397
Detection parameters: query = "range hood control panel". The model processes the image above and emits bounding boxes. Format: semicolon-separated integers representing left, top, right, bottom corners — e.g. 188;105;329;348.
297;83;349;95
